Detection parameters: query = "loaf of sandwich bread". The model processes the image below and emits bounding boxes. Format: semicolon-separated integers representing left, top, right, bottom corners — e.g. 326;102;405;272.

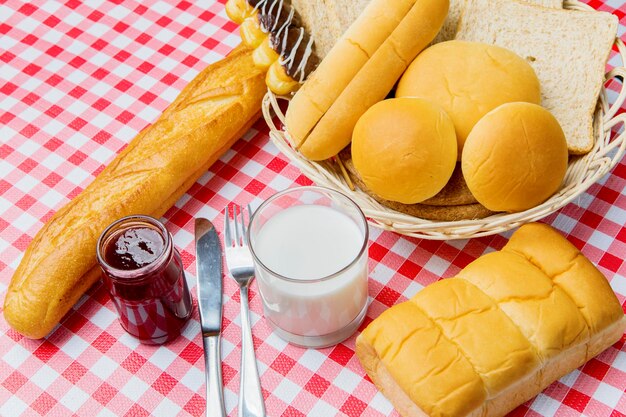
3;46;267;339
356;223;625;417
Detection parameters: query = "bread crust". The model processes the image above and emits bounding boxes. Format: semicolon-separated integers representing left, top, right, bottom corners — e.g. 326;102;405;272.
357;317;625;417
3;46;266;339
298;0;449;161
356;224;626;416
339;149;494;221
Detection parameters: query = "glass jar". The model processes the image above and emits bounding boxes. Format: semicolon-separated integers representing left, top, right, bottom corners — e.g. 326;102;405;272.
96;215;193;344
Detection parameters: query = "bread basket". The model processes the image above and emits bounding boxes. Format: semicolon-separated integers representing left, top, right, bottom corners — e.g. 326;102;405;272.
262;0;626;240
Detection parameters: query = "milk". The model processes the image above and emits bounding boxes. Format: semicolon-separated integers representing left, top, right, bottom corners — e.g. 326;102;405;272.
252;204;369;342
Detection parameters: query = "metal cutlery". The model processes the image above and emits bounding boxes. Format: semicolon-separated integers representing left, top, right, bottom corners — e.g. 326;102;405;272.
224;205;266;417
195;218;226;417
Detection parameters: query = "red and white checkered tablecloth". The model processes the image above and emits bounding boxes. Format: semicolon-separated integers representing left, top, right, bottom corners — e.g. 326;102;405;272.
1;0;625;416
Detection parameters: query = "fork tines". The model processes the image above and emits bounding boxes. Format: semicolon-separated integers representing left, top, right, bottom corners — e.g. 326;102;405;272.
224;204;253;247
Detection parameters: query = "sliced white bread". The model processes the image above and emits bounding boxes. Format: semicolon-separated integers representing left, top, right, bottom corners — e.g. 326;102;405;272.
291;0;370;58
433;0;563;44
455;0;617;154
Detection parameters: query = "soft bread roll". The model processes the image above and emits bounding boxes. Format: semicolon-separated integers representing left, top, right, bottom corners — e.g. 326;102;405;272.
461;102;568;212
396;41;541;157
351;98;457;204
285;0;419;148
356;223;625;417
295;0;449;161
3;46;266;339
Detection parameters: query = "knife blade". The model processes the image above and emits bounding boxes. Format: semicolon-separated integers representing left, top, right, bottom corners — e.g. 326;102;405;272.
195;218;223;334
195;218;226;417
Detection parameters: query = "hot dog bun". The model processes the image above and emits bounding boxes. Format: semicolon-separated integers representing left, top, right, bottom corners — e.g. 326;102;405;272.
285;0;419;147
290;0;449;161
3;46;266;339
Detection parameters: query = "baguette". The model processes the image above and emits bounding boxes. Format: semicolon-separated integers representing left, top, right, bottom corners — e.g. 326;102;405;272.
356;223;625;417
3;46;266;339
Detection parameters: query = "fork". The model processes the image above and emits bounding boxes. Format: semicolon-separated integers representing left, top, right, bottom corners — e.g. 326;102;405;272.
224;204;266;417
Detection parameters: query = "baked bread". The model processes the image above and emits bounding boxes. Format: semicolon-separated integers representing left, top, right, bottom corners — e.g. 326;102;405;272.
3;46;267;339
396;41;541;157
226;0;561;94
356;223;626;417
455;0;618;154
291;0;449;161
339;149;494;221
462;102;569;212
285;0;421;146
351;98;457;204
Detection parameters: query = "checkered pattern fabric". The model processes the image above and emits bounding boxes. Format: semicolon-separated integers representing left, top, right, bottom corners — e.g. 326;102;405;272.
1;0;625;416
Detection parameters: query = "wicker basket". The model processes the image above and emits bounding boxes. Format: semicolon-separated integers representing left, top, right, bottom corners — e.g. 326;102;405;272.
262;1;626;240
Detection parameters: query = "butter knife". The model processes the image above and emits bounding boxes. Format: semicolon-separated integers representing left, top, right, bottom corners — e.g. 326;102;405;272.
195;218;226;417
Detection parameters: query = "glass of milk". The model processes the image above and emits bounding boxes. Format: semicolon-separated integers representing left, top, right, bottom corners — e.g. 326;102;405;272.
248;186;369;348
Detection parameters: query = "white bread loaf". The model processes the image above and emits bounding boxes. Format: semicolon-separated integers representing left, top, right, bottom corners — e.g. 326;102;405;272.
3;46;266;339
356;223;625;417
454;0;618;154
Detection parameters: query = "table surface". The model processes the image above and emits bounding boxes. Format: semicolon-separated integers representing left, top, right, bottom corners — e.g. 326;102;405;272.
1;1;625;416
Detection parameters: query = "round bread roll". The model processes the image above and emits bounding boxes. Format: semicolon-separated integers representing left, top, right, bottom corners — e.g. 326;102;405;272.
396;40;541;157
352;97;457;204
462;102;568;212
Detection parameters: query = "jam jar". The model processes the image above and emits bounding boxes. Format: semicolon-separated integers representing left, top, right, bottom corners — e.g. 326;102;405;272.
96;215;193;344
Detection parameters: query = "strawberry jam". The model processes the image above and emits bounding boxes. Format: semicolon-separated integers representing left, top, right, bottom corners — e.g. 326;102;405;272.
97;215;192;344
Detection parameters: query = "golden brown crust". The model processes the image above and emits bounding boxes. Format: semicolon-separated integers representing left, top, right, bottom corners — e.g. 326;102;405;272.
297;0;449;161
3;46;266;339
356;224;626;417
338;149;494;221
420;164;477;206
285;0;420;149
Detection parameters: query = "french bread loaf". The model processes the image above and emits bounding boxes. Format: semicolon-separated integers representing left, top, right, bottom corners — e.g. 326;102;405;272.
356;223;625;417
3;46;266;339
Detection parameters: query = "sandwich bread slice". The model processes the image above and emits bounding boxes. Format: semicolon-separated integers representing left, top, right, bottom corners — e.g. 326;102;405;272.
455;0;618;154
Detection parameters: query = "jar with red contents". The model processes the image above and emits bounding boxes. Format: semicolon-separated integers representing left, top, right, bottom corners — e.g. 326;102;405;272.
96;215;193;344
